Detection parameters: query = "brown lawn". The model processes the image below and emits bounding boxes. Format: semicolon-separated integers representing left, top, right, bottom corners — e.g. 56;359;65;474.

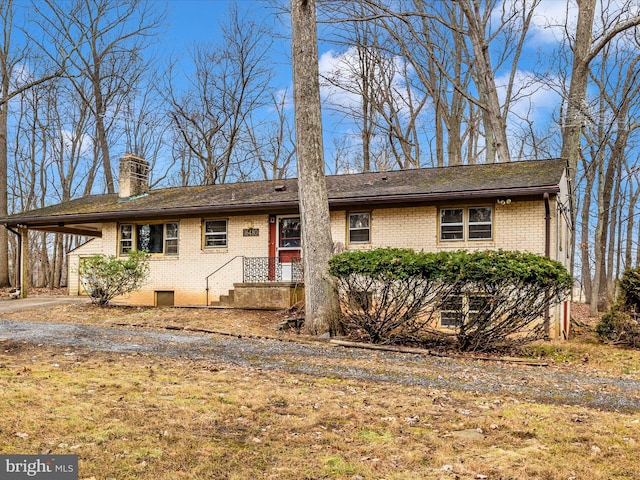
1;300;639;479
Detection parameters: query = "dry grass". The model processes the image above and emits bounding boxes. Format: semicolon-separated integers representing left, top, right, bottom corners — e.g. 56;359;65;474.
1;342;639;480
1;302;640;479
2;302;294;338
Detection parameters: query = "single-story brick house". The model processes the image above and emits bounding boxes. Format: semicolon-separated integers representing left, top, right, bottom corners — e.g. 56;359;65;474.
2;155;573;337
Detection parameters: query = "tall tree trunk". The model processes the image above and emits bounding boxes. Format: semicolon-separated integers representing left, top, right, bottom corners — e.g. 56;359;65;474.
591;153;617;315
291;0;342;335
0;94;9;287
614;193;623;296
0;23;10;286
458;0;510;163
579;169;594;304
605;169;621;302
39;232;49;288
561;0;596;207
625;181;638;269
54;233;64;288
92;69;114;193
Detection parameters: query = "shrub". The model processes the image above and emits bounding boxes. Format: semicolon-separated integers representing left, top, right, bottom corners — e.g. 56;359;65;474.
596;308;640;347
329;248;572;351
79;250;150;306
451;250;573;351
597;268;640;347
328;249;459;343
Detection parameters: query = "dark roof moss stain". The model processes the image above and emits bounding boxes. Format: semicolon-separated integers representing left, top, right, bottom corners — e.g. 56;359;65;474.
4;158;566;223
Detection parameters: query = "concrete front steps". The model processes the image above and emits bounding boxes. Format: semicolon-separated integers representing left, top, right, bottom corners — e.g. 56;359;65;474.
210;282;304;310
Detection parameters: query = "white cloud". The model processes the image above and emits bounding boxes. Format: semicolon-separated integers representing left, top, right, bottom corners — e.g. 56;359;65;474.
496;69;562;121
511;0;640;46
528;0;577;45
318;48;363;109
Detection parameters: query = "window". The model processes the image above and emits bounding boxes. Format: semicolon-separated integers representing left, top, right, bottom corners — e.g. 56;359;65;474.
119;222;179;255
120;224;133;254
468;207;492;240
165;223;179;254
204;220;228;248
467;294;490;321
440;207;493;241
440;294;463;328
137;224;163;253
440;293;490;328
279;218;301;248
349;212;370;244
440;209;464;240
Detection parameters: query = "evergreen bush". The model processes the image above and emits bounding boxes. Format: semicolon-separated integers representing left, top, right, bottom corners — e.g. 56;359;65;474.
597;268;640;347
329;248;572;351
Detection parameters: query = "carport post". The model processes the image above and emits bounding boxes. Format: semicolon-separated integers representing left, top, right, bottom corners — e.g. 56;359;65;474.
19;227;28;298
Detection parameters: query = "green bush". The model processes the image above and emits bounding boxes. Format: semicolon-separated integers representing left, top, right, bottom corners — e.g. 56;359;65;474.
328;249;458;343
329;248;572;351
597;268;640;347
453;250;572;350
78;250;150;307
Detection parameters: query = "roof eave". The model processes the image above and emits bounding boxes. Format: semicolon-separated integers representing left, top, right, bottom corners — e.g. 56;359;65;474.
328;185;560;206
2;184;560;228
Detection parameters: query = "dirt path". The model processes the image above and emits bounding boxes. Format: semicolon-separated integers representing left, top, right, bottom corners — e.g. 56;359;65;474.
2;319;639;413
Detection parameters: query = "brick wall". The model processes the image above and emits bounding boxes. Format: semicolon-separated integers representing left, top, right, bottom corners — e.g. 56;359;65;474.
336;200;554;259
70;215;271;306
67;196;570;320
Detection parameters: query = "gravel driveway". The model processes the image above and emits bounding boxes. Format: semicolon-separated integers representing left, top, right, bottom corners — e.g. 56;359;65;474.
1;319;639;413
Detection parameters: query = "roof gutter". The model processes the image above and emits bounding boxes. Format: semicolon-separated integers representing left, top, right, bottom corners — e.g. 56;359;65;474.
329;185;561;207
1;185;561;228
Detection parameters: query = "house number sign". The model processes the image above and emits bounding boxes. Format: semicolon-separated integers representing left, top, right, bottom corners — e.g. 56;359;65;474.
243;228;259;237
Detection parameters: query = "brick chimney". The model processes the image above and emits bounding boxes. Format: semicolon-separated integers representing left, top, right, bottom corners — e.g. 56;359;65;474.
118;154;149;199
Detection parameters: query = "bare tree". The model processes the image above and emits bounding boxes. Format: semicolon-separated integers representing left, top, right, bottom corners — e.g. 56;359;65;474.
246;92;296;180
624;161;640;270
38;0;165;194
560;0;640;284
0;0;72;287
578;25;640;314
291;0;342;335
320;2;390;172
120;70;174;189
167;4;274;185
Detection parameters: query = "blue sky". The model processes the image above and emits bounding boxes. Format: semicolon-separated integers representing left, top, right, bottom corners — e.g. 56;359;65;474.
13;0;633;174
163;0;240;46
160;0;293;84
153;0;569;170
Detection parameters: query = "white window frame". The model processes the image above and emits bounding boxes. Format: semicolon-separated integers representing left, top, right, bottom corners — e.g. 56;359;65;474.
440;294;464;328
348;212;371;244
439;207;493;242
203;219;228;248
164;222;179;255
119;224;133;255
467;207;493;240
440;208;464;241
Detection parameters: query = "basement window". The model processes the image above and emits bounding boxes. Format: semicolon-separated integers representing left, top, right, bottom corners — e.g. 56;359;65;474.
440;293;491;328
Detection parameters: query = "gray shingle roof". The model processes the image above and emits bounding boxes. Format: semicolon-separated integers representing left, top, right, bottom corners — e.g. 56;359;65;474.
2;158;567;227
